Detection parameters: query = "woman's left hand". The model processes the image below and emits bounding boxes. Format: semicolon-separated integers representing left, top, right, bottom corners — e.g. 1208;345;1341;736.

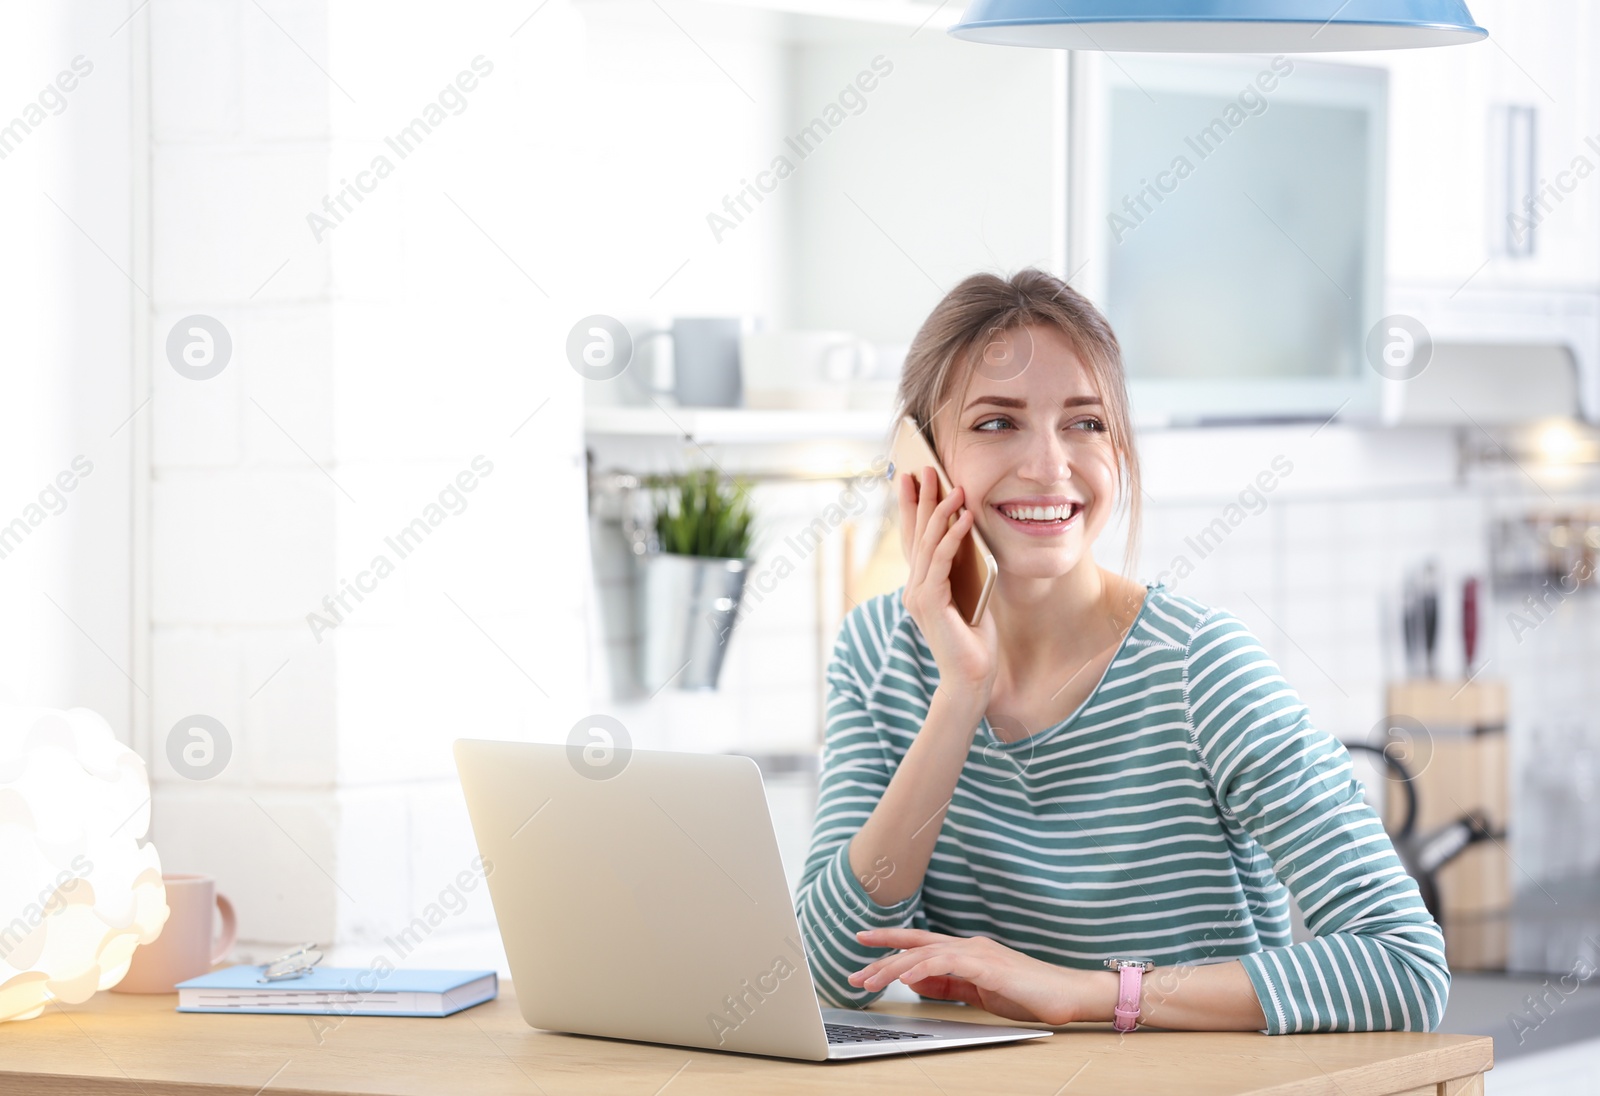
848;928;1094;1026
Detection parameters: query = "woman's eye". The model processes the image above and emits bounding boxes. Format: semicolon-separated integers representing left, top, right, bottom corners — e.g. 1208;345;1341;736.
973;416;1105;433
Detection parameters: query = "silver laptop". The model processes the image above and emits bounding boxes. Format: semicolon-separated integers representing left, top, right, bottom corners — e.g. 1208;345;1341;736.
453;739;1053;1061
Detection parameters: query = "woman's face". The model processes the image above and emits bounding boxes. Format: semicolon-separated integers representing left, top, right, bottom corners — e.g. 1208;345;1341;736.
930;323;1121;581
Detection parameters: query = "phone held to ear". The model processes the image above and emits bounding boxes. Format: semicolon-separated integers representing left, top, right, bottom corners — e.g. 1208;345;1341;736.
887;415;998;626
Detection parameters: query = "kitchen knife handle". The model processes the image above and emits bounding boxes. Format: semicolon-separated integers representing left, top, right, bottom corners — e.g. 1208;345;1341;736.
1463;576;1480;671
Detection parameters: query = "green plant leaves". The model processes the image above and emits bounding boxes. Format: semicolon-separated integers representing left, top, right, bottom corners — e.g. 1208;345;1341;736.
650;467;754;559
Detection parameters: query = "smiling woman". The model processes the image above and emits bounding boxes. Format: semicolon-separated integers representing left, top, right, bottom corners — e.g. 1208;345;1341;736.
793;269;1450;1034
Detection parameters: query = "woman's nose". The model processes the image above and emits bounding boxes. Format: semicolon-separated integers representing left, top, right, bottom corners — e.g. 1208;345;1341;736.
1018;430;1072;483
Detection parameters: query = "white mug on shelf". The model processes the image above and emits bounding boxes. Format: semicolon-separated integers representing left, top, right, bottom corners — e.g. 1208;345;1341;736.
634;316;749;408
740;331;877;411
848;342;907;412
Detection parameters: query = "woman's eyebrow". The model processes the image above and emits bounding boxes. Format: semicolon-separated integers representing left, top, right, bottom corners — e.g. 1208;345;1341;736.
962;395;1103;412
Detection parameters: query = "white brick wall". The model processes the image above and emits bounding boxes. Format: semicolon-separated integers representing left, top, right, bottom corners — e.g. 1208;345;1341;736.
151;471;339;624
154;785;341;945
140;0;811;975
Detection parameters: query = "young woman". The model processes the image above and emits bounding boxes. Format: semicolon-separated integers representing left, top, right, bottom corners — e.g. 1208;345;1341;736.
793;269;1449;1033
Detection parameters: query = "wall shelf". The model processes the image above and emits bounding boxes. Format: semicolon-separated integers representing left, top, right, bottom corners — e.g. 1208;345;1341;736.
584;405;894;445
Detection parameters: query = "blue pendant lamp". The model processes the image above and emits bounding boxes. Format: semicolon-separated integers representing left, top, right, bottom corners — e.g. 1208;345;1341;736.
949;1;1486;52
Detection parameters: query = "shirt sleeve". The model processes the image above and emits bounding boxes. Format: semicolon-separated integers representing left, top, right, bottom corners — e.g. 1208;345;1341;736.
1184;609;1451;1034
793;600;928;1008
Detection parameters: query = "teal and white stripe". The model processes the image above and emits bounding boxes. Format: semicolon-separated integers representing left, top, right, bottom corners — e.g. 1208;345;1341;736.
794;584;1449;1033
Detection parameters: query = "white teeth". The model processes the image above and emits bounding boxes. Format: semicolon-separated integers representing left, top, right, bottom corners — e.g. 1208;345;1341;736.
1001;503;1077;522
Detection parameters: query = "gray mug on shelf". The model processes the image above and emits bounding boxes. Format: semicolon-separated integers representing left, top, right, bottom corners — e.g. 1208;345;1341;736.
635;317;747;408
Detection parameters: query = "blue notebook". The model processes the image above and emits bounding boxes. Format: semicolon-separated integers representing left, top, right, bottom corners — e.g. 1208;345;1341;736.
175;964;498;1017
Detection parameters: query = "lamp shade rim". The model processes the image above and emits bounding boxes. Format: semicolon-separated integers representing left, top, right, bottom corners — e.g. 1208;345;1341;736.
949;1;1487;50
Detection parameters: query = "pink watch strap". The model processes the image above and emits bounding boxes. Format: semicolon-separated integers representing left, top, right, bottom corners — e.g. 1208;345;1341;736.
1113;964;1142;1032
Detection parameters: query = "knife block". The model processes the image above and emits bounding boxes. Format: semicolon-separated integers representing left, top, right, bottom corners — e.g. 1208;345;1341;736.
1382;680;1510;967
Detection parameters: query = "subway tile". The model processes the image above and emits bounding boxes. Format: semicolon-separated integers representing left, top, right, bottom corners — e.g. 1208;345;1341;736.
150;784;340;945
238;0;333;141
740;628;818;691
151;144;332;306
603;693;669;752
1282;500;1339;551
150;628;247;786
151;0;242;141
1278;590;1342;640
329;303;546;461
150;308;246;468
649;690;726;754
322;156;408;299
402;782;497;933
332;786;411;947
739;683;821;755
1284;544;1338;596
240;307;337;466
151;470;337;625
242;627;337;787
334;621;563;785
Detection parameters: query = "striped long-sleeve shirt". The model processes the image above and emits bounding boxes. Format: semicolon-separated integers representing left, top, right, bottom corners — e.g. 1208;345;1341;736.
794;583;1450;1034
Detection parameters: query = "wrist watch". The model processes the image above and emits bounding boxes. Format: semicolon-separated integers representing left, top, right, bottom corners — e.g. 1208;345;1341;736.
1103;958;1154;1032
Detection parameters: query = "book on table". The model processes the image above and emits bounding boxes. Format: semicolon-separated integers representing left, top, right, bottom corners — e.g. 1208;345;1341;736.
174;965;498;1017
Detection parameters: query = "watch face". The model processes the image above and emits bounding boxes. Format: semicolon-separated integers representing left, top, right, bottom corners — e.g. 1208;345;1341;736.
1105;958;1155;971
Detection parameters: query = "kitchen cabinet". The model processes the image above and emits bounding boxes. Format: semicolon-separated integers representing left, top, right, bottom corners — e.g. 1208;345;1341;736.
1379;0;1600;291
1066;52;1388;423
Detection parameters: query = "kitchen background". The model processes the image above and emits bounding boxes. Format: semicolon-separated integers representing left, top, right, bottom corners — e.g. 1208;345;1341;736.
2;0;1597;1086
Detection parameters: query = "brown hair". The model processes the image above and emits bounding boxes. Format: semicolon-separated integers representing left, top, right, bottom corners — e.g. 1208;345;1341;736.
891;268;1142;576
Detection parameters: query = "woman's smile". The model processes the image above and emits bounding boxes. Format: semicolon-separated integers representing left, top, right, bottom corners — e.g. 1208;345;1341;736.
990;497;1085;537
992;502;1081;537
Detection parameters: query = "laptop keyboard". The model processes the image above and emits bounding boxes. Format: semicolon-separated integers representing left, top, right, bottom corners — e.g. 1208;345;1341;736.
824;1022;934;1045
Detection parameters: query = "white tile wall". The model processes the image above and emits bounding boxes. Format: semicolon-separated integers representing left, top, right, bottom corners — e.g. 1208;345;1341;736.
150;630;247;788
150;785;340;944
150;471;338;625
150;304;338;469
151;306;248;468
150;0;243;142
150;144;333;303
238;0;334;141
332;785;412;945
240;627;338;787
144;0;798;968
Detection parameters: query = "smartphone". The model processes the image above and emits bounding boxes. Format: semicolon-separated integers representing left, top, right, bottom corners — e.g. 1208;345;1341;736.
887;415;998;626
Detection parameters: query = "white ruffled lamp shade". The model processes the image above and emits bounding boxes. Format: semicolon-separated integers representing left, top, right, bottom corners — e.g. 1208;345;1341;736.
0;706;168;1022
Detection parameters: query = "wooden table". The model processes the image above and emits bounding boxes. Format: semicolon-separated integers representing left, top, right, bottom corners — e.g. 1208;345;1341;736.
2;981;1493;1095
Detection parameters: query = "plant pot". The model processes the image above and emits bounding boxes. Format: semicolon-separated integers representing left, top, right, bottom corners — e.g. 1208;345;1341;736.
638;552;752;692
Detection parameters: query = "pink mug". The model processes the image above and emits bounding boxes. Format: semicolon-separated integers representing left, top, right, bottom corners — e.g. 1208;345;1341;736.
112;873;237;994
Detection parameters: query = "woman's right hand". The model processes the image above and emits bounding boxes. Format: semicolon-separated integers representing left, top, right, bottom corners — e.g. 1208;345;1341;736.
898;466;999;700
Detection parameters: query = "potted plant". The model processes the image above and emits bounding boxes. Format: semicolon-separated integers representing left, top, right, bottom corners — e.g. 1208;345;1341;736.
637;468;757;691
